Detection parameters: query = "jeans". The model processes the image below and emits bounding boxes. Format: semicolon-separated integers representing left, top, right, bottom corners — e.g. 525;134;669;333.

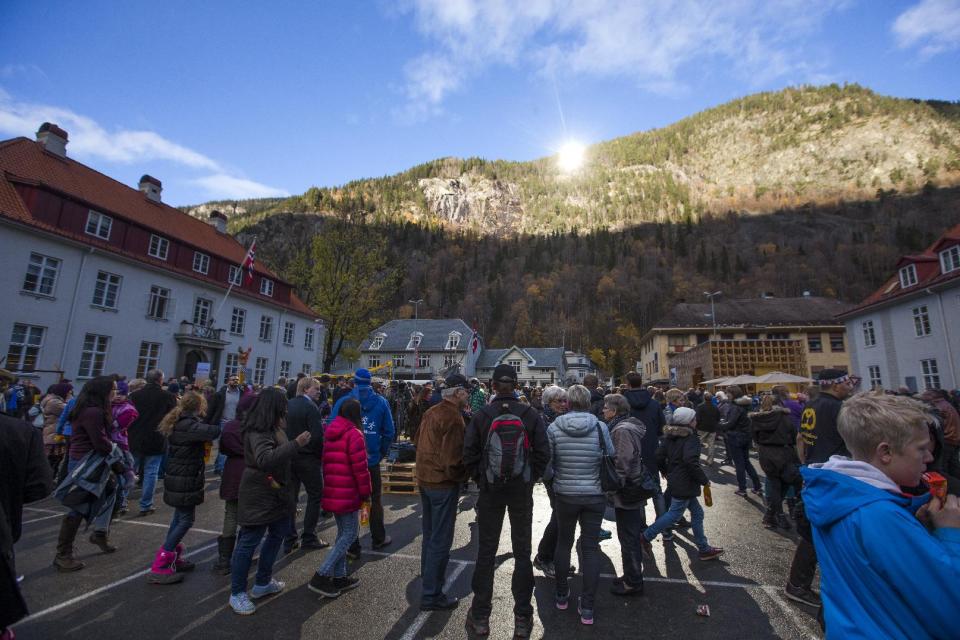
554;497;605;610
643;496;710;552
535;482;559;562
288;454;324;544
317;511;359;578
700;432;718;466
470;485;535;618
162;506;196;551
231;516;290;595
729;433;761;491
615;507;645;588
133;454;163;511
420;486;460;605
350;464;385;552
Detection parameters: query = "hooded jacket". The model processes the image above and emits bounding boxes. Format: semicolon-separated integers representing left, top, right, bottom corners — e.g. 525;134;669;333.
163;413;221;508
718;396;753;437
330;384;395;467
237;428;299;526
321;416;372;514
802;458;960;640
656;425;708;498
622;388;664;475
694;400;720;433
609;415;647;510
748;407;795;447
547;411;615;498
414;400;468;489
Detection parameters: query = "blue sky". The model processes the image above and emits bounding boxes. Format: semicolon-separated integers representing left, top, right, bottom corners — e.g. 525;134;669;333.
1;0;958;206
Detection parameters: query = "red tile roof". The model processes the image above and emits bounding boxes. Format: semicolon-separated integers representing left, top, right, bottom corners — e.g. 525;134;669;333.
0;136;316;317
839;223;960;319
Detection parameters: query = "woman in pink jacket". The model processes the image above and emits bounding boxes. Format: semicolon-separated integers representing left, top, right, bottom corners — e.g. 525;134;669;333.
308;399;371;599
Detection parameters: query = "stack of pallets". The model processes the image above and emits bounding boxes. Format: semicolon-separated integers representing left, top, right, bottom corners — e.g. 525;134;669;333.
381;461;418;495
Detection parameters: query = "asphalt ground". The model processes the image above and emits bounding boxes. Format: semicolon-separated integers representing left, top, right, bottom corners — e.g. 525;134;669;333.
12;452;823;640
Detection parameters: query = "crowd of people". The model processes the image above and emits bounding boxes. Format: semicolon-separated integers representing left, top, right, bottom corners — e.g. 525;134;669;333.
2;363;960;639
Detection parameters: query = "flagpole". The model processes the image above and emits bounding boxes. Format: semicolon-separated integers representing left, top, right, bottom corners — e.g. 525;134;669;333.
214;236;256;324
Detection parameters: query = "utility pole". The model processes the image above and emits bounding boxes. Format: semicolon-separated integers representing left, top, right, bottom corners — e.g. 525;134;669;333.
409;298;423;381
704;290;722;339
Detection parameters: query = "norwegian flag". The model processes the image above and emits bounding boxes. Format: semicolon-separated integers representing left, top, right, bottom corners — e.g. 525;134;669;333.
470;328;480;355
242;239;257;285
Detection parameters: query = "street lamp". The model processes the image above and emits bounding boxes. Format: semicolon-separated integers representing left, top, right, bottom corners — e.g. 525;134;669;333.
704;291;722;339
409;299;423;381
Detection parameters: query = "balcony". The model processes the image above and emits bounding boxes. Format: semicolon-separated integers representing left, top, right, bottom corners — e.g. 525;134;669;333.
174;321;228;346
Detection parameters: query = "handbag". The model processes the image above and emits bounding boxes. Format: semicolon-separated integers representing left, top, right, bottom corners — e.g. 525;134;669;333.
596;422;623;492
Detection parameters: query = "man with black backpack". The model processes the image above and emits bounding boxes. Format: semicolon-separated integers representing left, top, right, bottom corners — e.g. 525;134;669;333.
463;364;549;639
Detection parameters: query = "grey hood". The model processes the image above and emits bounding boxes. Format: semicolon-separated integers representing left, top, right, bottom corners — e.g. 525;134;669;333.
553;411;603;438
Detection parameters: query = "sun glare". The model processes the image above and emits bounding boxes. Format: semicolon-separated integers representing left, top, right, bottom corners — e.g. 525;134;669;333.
557;140;586;172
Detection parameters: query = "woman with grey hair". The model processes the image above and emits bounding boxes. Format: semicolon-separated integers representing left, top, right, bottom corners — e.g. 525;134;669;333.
547;384;615;626
533;385;573;579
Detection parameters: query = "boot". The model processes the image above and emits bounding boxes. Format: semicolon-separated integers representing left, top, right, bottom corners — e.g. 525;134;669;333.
212;536;235;575
762;509;777;529
89;531;117;554
53;514;85;572
174;543;195;572
147;548;184;584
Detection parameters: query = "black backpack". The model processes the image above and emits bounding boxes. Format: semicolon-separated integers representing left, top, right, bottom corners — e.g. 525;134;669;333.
480;402;532;488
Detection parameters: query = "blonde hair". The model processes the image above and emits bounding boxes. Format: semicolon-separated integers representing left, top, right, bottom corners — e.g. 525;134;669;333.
297;376;318;395
760;394;776;411
665;388;684;403
158;391;207;436
838;391;933;458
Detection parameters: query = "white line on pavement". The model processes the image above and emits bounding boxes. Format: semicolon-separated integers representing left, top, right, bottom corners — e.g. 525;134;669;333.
21;513;65;524
398;562;469;640
23;506;221;536
761;585;820;640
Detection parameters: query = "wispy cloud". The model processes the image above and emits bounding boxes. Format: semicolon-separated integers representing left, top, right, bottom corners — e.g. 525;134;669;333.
893;0;960;57
397;0;850;121
0;90;286;200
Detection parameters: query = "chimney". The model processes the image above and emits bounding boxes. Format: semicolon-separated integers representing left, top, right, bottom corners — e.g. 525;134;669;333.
36;122;68;157
208;210;227;233
139;175;162;202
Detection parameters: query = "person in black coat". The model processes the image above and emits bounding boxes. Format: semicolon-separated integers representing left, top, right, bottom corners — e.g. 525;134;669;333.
283;377;329;552
695;392;721;466
129;369;177;516
621;373;668;526
718;386;761;496
1;413;53;634
750;396;802;529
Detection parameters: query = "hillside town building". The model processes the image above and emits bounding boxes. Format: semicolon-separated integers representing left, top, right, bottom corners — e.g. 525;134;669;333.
0;124;320;391
839;223;960;392
355;318;480;380
564;350;600;384
476;346;566;387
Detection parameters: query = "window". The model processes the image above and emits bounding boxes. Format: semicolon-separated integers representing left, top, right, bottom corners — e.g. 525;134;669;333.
406;332;423;350
368;355;381;368
766;332;789;340
867;365;882;389
829;332;845;352
304;326;314;350
279;360;291;378
807;333;822;353
259;315;273;341
228;265;242;286
85;210;112;240
136;342;161;378
6;323;44;372
302;363;312;376
508;358;522;373
696;333;709;344
230;307;246;335
921;359;941;390
253;357;268;385
146;285;171;320
193;297;212;326
78;334;109;377
22;252;60;296
370;334;385;350
941;245;960;274
668;335;688;351
283;321;295;346
192;252;210;275
223;353;240;383
445;331;462;350
913;306;931;337
148;234;169;260
92;271;122;309
417;353;430;368
444;354;458;368
899;264;918;289
260;279;274;296
719;333;735;340
745;333;760;340
862;320;876;347
392;354;407;368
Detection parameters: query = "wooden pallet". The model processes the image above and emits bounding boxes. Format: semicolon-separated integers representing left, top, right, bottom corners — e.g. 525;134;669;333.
381;462;418;494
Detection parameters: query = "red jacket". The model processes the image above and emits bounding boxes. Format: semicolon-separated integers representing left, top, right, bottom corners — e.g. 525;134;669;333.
321;416;371;514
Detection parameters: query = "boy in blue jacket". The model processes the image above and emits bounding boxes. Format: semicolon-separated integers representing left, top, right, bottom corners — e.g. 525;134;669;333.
802;392;960;639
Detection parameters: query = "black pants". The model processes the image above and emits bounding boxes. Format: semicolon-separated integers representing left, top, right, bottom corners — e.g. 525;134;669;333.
758;446;801;516
470;485;534;618
288;454;324;544
615;506;645;588
788;498;818;589
535;482;558;562
555;498;605;609
349;464;385;552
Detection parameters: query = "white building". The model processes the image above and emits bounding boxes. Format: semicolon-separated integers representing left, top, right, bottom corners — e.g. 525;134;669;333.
1;123;320;391
356;318;480;380
476;346;566;387
840;223;960;392
564;350;600;384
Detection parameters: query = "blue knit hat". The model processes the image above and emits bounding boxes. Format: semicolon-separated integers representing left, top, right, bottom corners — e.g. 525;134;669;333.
354;368;372;386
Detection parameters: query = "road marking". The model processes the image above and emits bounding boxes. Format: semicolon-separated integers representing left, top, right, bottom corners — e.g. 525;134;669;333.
23;506;62;514
761;585;820;640
23;506;221;536
21;513;65;524
398;562;469;640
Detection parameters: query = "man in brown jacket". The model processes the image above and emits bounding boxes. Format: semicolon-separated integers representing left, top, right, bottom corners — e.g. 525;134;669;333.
414;373;470;612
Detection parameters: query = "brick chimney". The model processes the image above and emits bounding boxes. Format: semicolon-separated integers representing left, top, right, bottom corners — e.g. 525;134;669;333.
139;175;162;202
36;122;68;157
208;210;227;233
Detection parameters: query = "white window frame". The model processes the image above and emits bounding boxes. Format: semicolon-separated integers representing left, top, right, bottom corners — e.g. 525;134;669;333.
22;252;60;297
146;285;172;320
78;333;110;378
417;353;430;368
302;363;312;376
445;331;462;350
867;365;882;389
913;305;932;337
921;358;941;390
862;320;876;347
193;297;213;326
228;265;242;286
406;332;423;350
148;234;169;260
223;353;240;383
392;354;407;368
230;307;246;335
260;279;274;297
136;341;162;379
370;334;385;350
92;270;122;309
253;357;268;385
304;326;315;350
940;245;960;274
6;323;45;372
443;353;458;368
259;315;273;341
368;355;381;368
899;263;918;289
85;210;112;240
283;321;295;346
192;251;210;275
508;358;522;373
279;360;291;378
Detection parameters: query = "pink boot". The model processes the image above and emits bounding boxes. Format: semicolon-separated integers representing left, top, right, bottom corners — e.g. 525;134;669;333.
147;547;184;584
174;543;195;572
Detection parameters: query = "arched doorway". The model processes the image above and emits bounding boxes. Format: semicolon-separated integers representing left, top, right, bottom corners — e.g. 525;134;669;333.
183;349;206;380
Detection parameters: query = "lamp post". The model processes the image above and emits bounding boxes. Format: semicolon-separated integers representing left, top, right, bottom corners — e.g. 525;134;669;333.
704;291;722;339
409;298;423;381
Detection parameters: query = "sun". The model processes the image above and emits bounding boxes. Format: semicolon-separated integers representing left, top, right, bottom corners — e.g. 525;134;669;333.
557;140;586;172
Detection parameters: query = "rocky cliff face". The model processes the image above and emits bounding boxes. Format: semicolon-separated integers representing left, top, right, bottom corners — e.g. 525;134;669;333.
418;175;524;233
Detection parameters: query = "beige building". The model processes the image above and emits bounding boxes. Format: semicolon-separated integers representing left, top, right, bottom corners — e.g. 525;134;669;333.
638;296;854;384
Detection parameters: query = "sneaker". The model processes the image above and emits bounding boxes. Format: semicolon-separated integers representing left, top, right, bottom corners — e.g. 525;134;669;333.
734;490;747;497
229;592;256;615
282;539;300;555
250;579;285;599
308;574;341;598
138;508;156;517
372;535;392;550
751;488;763;496
698;546;725;561
762;513;777;529
301;537;330;550
577;597;594;625
784;583;822;608
346;545;361;561
610;579;644;596
465;609;490;636
513;614;534;639
419;595;458;611
555;588;570;611
333;576;360;593
533;555;554;577
598;528;612;541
